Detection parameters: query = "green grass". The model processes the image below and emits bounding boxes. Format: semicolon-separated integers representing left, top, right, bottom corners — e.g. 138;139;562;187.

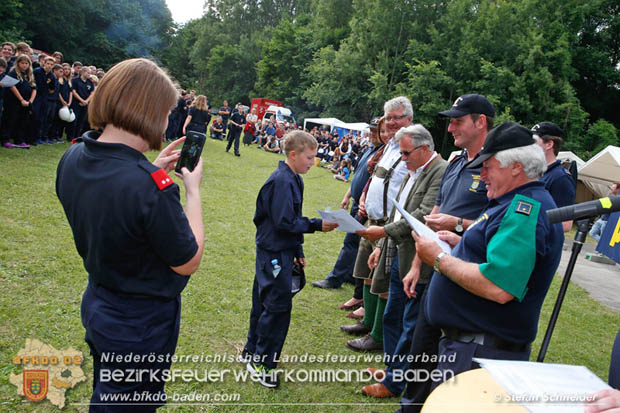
0;140;618;412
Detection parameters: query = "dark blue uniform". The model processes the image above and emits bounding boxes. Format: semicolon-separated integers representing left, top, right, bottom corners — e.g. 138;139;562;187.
244;161;322;369
0;69;36;146
51;79;73;141
33;67;57;140
540;160;576;208
226;111;245;155
435;151;488;219
70;76;94;140
401;151;491;412
56;131;198;411
426;182;563;376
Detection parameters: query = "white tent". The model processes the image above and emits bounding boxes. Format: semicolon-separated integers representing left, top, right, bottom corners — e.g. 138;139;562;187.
576;146;620;199
578;146;620;186
336;122;370;132
303;117;342;131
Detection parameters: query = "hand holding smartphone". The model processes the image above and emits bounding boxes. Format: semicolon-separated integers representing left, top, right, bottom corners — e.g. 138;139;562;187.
175;131;206;174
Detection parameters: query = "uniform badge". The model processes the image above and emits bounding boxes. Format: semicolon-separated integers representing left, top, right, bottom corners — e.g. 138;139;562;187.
151;169;173;190
453;97;463;107
469;174;481;192
516;201;532;216
23;370;48;402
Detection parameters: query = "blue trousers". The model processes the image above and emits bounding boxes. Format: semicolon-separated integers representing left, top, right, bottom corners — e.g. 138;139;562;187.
81;282;180;412
382;257;425;396
326;201;360;287
245;247;295;369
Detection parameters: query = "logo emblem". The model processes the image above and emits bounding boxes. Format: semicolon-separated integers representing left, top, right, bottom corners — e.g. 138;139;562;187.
516;201;532;216
23;370;48;402
469;174;481;192
452;97;463;107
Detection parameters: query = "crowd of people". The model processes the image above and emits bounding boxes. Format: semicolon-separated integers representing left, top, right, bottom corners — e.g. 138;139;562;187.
5;45;616;411
0;41;105;149
308;94;618;412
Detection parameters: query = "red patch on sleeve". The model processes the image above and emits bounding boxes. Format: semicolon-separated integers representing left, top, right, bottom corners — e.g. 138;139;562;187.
151;169;173;190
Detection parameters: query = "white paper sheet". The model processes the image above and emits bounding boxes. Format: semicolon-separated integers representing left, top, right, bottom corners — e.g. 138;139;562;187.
474;358;611;413
390;198;451;253
0;75;18;88
318;208;365;233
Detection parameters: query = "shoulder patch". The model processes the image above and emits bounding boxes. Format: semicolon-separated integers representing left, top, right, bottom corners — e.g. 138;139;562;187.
151;169;173;190
516;201;532;216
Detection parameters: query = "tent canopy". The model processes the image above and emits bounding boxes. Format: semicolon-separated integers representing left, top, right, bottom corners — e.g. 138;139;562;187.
303;117;342;130
578;146;620;186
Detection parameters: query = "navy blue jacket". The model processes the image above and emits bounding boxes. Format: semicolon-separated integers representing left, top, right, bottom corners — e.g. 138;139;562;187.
254;161;322;256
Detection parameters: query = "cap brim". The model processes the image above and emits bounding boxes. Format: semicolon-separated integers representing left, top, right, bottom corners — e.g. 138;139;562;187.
439;108;468;118
465;152;493;169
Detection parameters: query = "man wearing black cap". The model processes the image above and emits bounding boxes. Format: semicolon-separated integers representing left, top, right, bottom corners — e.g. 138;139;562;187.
399;94;495;412
532;121;576;232
412;122;564;387
312;116;384;290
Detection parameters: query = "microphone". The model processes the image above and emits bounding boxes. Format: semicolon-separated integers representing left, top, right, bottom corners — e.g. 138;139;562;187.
547;196;620;224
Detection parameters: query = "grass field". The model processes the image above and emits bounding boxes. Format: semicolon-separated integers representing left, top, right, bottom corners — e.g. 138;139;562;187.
0;139;618;412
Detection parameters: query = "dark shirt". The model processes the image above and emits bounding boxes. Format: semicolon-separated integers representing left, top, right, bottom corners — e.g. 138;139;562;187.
188;107;210;125
351;145;380;203
6;69;35;101
33;67;55;100
219;106;231;121
230;112;245;130
540;160;576;209
426;181;563;344
56;132;198;299
211;121;224;132
435;152;488;219
72;76;94;101
59;79;72;103
254;161;322;256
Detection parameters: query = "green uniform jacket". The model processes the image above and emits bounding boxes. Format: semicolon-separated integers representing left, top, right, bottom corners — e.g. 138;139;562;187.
370;156;448;295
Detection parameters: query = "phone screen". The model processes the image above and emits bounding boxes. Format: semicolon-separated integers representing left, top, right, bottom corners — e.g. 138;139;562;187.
175;131;206;173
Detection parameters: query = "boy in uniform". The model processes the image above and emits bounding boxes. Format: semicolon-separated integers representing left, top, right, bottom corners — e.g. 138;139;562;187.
242;130;338;388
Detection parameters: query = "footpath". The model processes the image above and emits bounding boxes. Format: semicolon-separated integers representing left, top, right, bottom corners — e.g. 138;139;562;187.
556;238;620;314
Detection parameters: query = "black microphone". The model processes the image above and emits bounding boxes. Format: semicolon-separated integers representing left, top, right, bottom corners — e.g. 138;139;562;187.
547;196;620;224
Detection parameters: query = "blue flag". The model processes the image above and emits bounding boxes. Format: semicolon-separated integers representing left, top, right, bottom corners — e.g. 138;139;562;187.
596;212;620;264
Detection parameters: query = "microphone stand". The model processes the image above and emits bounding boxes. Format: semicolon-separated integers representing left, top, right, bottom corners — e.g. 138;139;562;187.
537;218;591;362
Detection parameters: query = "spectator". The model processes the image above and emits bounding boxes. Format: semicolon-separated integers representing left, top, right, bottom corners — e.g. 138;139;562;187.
1;42;15;71
334;159;352;182
243;107;258;146
33;55;57;144
52;51;63;64
0;55;36;149
70;66;95;140
219;100;231;138
209;115;225;140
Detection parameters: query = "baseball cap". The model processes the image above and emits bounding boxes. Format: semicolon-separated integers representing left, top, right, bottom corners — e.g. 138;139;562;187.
369;116;381;130
466;122;535;168
531;121;563;138
439;94;495;118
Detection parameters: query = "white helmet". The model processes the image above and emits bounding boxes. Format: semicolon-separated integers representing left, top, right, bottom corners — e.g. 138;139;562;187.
59;106;75;122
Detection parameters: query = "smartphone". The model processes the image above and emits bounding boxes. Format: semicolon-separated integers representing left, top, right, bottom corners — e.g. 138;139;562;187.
175;131;206;173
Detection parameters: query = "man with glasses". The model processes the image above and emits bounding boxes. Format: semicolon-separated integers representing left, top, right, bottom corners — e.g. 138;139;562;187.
399;93;495;412
340;97;412;351
356;125;447;398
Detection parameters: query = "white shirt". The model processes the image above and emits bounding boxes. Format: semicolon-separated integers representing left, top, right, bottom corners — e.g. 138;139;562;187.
393;152;437;222
366;139;409;220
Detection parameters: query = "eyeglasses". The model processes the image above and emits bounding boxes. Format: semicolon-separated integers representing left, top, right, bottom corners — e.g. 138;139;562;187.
386;114;408;122
400;145;424;156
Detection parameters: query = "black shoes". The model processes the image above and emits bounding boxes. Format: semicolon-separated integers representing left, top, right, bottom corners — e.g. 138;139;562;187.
340;322;371;336
312;279;340;289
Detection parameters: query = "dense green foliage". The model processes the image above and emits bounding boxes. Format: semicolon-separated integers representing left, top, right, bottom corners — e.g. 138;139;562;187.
2;0;619;159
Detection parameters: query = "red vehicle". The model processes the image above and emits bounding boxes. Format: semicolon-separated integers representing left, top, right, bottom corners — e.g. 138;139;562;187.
250;98;283;122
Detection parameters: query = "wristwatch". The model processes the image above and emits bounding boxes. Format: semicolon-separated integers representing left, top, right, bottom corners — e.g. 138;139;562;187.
455;217;464;234
434;252;448;274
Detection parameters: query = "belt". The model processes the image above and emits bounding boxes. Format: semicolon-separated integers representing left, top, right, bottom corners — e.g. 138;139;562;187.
368;218;388;226
441;328;530;353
